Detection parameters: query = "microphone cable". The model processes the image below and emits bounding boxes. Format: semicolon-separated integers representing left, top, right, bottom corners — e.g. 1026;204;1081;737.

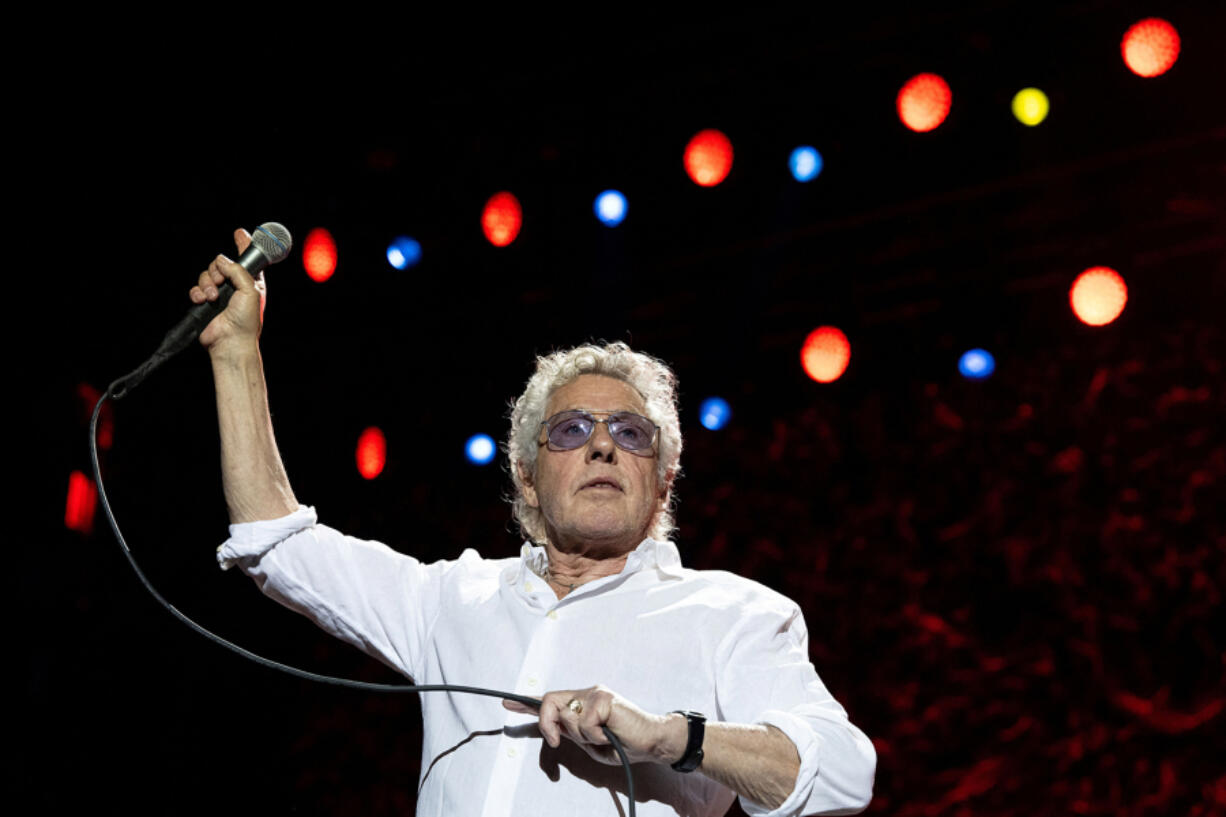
90;364;637;816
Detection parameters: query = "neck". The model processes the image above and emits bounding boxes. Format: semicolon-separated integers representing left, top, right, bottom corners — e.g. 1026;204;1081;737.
541;539;636;599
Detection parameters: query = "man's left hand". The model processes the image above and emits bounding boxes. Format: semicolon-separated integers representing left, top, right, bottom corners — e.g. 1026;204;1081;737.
503;685;686;766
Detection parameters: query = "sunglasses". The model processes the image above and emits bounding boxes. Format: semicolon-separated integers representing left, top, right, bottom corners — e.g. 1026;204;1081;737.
540;410;659;453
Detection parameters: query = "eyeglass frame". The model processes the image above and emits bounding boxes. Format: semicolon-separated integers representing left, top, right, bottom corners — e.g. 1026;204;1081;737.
537;409;660;456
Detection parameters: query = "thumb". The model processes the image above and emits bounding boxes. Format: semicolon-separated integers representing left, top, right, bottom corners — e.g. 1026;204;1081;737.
234;227;253;255
502;699;535;714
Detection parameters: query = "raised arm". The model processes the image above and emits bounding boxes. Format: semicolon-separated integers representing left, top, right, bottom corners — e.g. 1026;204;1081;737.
190;228;298;523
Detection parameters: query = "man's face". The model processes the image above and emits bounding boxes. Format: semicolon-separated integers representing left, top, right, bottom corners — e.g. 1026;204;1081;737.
521;374;670;555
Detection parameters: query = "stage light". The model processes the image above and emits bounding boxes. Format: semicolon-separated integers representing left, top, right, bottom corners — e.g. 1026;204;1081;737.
1011;88;1049;126
482;191;523;247
699;397;731;430
303;227;338;282
1122;18;1180;77
801;326;851;383
1070;267;1128;326
65;470;97;534
959;349;996;380
594;190;628;226
78;383;112;450
387;237;422;270
684;129;733;187
465;434;497;465
356;426;387;480
897;73;952;132
789;146;823;182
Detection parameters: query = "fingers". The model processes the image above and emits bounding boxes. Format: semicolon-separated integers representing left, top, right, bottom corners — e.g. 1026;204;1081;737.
190;267;223;301
538;696;564;748
533;690;616;750
212;252;257;292
233;227;252;255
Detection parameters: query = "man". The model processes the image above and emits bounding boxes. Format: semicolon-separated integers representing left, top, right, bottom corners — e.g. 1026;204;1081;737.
193;229;876;816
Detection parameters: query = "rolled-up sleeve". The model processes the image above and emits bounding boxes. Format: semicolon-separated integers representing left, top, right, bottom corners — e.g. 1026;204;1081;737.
715;601;876;816
215;504;457;681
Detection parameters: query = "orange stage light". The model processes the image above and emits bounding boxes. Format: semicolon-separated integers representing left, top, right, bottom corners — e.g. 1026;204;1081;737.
1070;267;1128;326
897;73;952;132
683;129;734;187
801;326;851;383
1122;18;1180;77
303;228;338;283
482;192;523;247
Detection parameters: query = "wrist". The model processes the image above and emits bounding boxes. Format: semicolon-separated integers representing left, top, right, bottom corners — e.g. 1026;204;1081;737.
651;712;689;765
209;339;261;368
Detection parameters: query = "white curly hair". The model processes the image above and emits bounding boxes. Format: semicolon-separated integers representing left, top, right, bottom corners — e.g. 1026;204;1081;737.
507;342;683;545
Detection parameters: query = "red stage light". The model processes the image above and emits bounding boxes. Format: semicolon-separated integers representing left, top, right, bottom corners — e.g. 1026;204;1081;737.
1070;267;1128;326
356;427;387;480
78;383;112;450
1122;18;1180;77
897;73;952;133
65;470;97;534
801;326;851;383
683;129;734;187
482;192;523;247
303;228;338;283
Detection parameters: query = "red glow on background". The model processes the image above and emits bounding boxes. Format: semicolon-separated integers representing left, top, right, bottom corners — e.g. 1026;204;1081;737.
77;383;112;449
683;129;734;187
303;228;338;282
1070;267;1128;326
356;427;387;480
1122;18;1180;77
897;73;952;132
482;192;523;247
65;470;97;533
801;326;851;383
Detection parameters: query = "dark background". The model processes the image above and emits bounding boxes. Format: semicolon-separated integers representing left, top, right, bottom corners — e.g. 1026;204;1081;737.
34;5;1225;815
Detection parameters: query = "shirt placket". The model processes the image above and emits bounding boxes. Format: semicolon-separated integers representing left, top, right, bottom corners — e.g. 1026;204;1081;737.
480;575;564;817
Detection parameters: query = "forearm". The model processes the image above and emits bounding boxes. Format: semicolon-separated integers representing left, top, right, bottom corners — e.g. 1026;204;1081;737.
211;345;298;523
658;715;800;811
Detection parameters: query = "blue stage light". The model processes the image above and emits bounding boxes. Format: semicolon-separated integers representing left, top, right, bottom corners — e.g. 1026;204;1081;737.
387;237;422;270
699;397;731;430
789;146;823;182
465;434;496;465
958;349;996;380
594;190;628;227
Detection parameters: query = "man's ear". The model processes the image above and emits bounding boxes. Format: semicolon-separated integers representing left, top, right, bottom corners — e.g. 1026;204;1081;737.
518;461;539;508
658;468;676;507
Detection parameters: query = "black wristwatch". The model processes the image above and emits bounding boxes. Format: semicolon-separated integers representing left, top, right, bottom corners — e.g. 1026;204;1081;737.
670;710;706;773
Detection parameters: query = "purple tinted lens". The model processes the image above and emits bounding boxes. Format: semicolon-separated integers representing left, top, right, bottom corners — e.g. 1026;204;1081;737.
547;412;595;449
608;414;655;450
544;411;656;451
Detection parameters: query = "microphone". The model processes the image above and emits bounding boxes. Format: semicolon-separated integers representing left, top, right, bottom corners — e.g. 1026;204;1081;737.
156;222;294;358
107;223;293;400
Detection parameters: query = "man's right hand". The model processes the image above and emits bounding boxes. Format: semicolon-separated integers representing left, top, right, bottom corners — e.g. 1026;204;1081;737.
189;228;266;356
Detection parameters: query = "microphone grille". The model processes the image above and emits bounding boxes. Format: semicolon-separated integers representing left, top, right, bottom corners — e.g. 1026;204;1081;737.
252;222;293;264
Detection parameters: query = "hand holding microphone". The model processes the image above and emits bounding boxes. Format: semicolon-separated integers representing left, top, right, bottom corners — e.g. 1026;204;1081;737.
176;222;293;358
108;222;292;399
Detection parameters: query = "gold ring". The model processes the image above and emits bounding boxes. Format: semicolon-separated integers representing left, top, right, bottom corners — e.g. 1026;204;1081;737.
567;698;583;715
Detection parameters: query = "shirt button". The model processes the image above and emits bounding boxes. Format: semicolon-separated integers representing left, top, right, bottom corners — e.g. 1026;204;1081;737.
527;676;538;687
507;747;518;758
547;610;558;620
524;581;534;592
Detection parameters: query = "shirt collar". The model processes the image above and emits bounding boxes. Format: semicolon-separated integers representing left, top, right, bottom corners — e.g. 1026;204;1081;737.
513;537;686;586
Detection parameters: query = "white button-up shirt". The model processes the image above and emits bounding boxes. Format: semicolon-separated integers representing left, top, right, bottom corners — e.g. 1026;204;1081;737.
219;506;875;816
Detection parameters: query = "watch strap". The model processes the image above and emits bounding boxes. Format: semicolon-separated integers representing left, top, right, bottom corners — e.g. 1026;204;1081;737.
669;710;706;773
